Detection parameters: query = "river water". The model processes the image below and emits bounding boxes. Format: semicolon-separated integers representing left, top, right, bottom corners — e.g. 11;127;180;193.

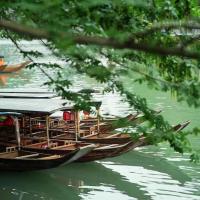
0;40;200;200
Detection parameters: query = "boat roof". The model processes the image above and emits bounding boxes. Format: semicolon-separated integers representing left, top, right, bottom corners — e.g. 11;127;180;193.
0;98;102;115
0;88;54;94
0;92;57;99
0;98;74;115
0;112;22;116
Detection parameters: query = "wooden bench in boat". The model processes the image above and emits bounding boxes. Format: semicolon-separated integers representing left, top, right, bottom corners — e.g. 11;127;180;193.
105;132;122;138
15;153;40;159
81;132;98;138
38;155;61;160
6;146;17;152
95;144;119;150
50;139;74;145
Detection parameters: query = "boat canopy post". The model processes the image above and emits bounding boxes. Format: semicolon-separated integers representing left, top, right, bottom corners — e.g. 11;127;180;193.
29;116;32;134
75;111;80;141
14;117;21;150
77;110;80;137
22;116;25;134
46;115;50;147
97;108;100;134
90;101;101;134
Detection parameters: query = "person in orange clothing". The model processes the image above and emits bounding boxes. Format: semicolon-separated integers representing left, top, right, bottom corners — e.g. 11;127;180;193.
0;55;5;66
0;55;7;72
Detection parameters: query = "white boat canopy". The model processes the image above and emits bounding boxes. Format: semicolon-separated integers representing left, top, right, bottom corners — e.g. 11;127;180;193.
0;98;74;115
0;92;57;99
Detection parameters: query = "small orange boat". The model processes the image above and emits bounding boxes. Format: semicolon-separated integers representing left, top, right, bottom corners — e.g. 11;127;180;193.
0;61;31;73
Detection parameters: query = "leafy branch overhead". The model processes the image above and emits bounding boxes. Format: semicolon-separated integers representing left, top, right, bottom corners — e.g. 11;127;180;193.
0;0;200;160
1;19;200;59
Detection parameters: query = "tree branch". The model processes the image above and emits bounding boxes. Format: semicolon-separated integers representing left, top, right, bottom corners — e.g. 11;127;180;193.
1;19;200;59
6;31;54;81
134;20;200;37
179;35;200;49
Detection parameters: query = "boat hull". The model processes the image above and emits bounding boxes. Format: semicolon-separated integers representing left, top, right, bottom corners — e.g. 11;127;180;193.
76;141;137;162
22;144;96;163
79;133;132;144
0;149;78;171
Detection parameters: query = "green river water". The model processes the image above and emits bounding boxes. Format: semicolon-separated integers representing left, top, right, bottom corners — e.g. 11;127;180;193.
0;40;200;200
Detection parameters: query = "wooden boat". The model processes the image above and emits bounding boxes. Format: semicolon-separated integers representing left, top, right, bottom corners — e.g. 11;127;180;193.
0;148;79;171
77;120;190;144
77;141;135;162
79;112;142;133
133;120;191;148
0;97;190;166
95;113;140;133
171;120;190;132
0;111;86;171
0;61;31;73
77;132;132;144
21;140;96;163
22;139;137;162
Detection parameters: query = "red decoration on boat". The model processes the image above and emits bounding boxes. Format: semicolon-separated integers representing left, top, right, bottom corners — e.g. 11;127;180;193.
63;111;75;121
63;111;71;121
0;116;14;126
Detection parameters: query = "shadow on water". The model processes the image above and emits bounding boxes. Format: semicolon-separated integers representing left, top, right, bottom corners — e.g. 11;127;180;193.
0;157;163;200
45;161;149;200
0;169;80;200
42;151;192;200
0;150;194;200
105;150;192;185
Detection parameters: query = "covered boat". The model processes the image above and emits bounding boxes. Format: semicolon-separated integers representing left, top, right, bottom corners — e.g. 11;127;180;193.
0;112;80;171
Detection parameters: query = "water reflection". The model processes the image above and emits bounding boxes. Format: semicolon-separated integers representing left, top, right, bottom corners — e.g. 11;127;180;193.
0;151;196;200
99;151;200;200
0;169;80;200
47;161;149;199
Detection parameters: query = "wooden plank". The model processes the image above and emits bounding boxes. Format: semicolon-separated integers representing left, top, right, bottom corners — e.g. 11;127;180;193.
15;153;39;159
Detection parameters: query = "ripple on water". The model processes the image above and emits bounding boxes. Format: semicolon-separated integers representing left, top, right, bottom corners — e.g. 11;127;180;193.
79;185;137;200
100;162;200;200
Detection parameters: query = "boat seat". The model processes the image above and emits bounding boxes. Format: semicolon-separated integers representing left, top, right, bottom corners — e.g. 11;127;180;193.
50;133;66;138
6;146;17;152
79;130;90;137
81;132;98;138
50;142;58;148
105;132;122;138
39;155;60;160
16;153;40;159
96;144;118;150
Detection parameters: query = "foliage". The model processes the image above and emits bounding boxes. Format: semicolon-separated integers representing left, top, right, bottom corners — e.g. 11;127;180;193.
0;0;200;161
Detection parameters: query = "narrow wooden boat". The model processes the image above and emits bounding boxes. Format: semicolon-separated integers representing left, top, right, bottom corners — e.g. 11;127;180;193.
78;132;132;144
77;141;136;162
21;140;96;163
77;120;190;144
0;148;79;171
134;120;191;148
172;120;190;132
100;110;162;132
83;120;191;159
21;138;141;162
1;61;31;73
96;113;140;133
